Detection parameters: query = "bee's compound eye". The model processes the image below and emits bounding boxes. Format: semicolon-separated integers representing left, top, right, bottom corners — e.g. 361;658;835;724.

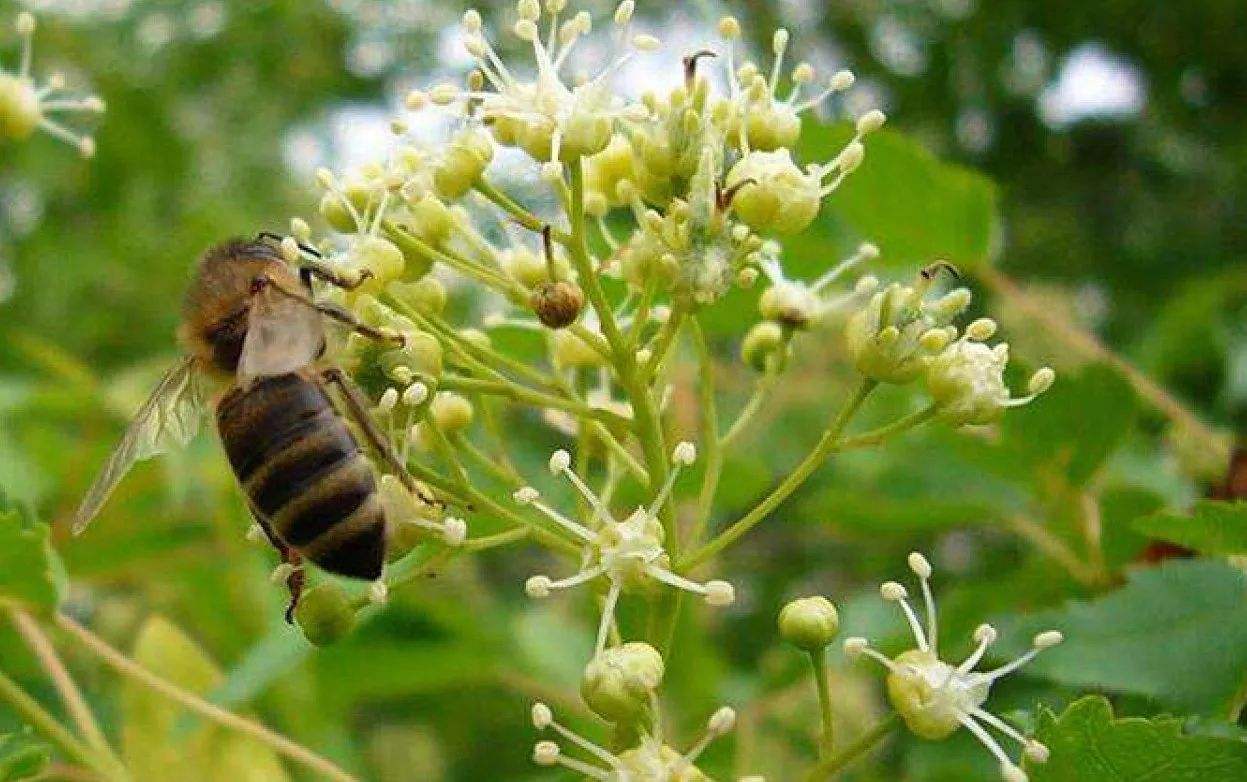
249;276;269;295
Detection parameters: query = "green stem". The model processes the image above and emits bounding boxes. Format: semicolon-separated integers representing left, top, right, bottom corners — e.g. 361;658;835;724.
0;667;123;780
566;159;670;536
803;713;900;781
474;178;572;245
809;649;835;758
678;379;876;571
836;404;939;450
689;317;722;549
440;374;628;429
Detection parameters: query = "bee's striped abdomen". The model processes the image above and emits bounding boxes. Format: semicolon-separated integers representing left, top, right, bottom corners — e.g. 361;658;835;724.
216;372;385;580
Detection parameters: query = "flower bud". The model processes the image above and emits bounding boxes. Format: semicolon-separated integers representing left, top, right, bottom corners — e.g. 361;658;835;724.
741;321;786;372
778;596;840;652
726;150;821;234
760;281;820;330
530;280;585;328
388;277;447;315
433;127;494;199
0;74;40;141
501;246;572;288
351;235;405;289
580;642;665;722
294;584;357;647
552;329;605;368
430;391;473;432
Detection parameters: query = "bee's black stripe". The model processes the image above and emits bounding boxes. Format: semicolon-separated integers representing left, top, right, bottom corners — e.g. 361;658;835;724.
272;458;374;547
216;373;338;482
246;431;359;519
309;517;386;581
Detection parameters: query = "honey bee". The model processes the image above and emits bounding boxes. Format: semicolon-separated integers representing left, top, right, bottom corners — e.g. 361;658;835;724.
73;235;431;619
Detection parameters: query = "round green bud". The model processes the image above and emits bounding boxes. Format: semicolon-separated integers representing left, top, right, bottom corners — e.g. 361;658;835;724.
744;104;802;152
399;330;443;378
741;321;786;372
501;246;572;288
778;596;840;652
584;133;636;210
387;277;446;316
0;74;40;141
406;194;454;249
295;584;357;647
551;329;605;369
318;181;382;233
430;391;473;432
350;236;404;292
580;642;665;723
433;127;493;199
561;108;613;160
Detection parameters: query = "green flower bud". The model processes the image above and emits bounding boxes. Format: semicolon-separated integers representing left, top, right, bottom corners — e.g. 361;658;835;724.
530;280;585;328
741;321;786;372
397;330;443;378
351;236;405;291
388;277;446;316
430;391;473;432
580;642;665;723
552;329;606;369
778;596;840;651
0;74;40;140
742;104;802;152
433;128;493;199
726;150;822;234
295;584;357;647
406;194;455;249
319;181;382;233
501;246;572;288
561;107;613;160
759;281;820;329
584;134;636;210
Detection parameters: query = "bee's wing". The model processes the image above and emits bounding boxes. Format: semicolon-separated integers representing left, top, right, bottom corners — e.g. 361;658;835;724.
237;286;324;382
72;356;205;534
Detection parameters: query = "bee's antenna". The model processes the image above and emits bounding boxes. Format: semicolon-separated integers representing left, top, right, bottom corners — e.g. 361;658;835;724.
255;230;324;260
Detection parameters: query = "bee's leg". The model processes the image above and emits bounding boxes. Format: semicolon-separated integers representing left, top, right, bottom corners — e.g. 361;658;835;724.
257;274;402;346
300;262;374;291
321;366;439;507
246;510;305;623
284;550;305;625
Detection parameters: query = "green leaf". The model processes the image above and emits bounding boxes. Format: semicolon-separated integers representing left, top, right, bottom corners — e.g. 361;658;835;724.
1030;696;1247;781
0;729;50;782
0;496;63;617
1134;501;1247;555
1001;559;1247;716
798;124;999;271
999;363;1139;487
121;616;292;782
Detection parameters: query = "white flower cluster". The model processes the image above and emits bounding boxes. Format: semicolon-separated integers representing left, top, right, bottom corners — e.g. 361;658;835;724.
0;13;104;157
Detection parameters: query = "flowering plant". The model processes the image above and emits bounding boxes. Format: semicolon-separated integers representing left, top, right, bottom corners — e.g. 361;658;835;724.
1;5;1243;782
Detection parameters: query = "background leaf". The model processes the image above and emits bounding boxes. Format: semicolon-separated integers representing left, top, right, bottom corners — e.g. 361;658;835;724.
0;498;62;617
0;729;50;782
1000;559;1247;716
1134;501;1247;555
1030;696;1247;781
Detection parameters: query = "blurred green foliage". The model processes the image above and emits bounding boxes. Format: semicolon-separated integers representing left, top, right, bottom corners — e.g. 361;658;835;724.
0;1;1244;781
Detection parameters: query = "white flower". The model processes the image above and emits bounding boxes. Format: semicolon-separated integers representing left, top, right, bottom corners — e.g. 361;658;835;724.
718;18;865;154
0;12;104;157
516;442;733;657
530;700;752;781
757;242;879;329
844;267;975;383
422;2;657;170
844;552;1062;781
925;327;1054;426
378;474;467;546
